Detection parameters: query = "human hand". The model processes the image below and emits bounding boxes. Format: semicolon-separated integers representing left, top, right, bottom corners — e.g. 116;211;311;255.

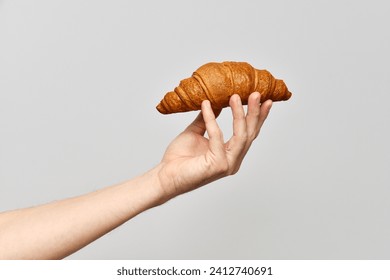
156;92;273;201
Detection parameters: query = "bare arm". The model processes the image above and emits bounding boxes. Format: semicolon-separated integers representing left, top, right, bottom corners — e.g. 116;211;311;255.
0;93;272;259
0;168;164;259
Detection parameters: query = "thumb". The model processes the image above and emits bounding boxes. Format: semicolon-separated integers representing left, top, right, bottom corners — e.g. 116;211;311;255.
184;103;222;135
184;111;206;135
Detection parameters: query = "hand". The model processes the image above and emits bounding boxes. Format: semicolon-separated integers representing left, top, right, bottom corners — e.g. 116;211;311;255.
156;92;273;201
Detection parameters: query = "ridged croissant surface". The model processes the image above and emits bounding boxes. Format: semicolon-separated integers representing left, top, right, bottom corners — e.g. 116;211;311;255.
156;61;292;114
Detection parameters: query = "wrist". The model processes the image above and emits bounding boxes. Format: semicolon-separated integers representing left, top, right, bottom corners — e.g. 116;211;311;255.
139;163;173;207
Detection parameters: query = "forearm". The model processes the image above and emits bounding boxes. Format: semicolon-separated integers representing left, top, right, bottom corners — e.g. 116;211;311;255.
0;165;165;260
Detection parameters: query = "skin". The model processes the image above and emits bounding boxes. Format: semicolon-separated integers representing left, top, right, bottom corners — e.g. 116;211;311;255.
0;92;272;259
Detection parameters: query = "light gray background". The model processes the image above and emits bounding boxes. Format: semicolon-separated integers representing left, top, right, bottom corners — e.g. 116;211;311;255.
1;0;389;259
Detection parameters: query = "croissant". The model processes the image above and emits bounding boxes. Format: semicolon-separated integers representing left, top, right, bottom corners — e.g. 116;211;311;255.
156;61;292;114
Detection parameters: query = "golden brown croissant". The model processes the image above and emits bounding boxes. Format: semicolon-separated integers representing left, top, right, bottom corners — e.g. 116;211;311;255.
156;61;292;114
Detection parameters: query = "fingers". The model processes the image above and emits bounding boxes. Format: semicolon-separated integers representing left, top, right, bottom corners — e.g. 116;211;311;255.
259;99;273;126
246;92;272;140
226;95;248;159
246;92;261;139
230;94;247;139
188;93;271;141
201;100;225;158
224;93;272;174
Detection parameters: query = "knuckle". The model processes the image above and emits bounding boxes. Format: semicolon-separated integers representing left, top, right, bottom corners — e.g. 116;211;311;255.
238;132;248;142
235;115;246;122
205;155;229;176
249;131;258;141
216;128;224;139
229;165;241;176
211;127;223;140
215;160;229;175
220;161;229;174
250;110;261;118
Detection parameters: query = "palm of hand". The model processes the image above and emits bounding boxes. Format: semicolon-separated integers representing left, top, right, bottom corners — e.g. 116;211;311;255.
160;127;225;197
164;129;210;160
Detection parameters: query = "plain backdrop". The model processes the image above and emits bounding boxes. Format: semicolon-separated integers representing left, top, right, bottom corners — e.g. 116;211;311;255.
0;0;389;259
